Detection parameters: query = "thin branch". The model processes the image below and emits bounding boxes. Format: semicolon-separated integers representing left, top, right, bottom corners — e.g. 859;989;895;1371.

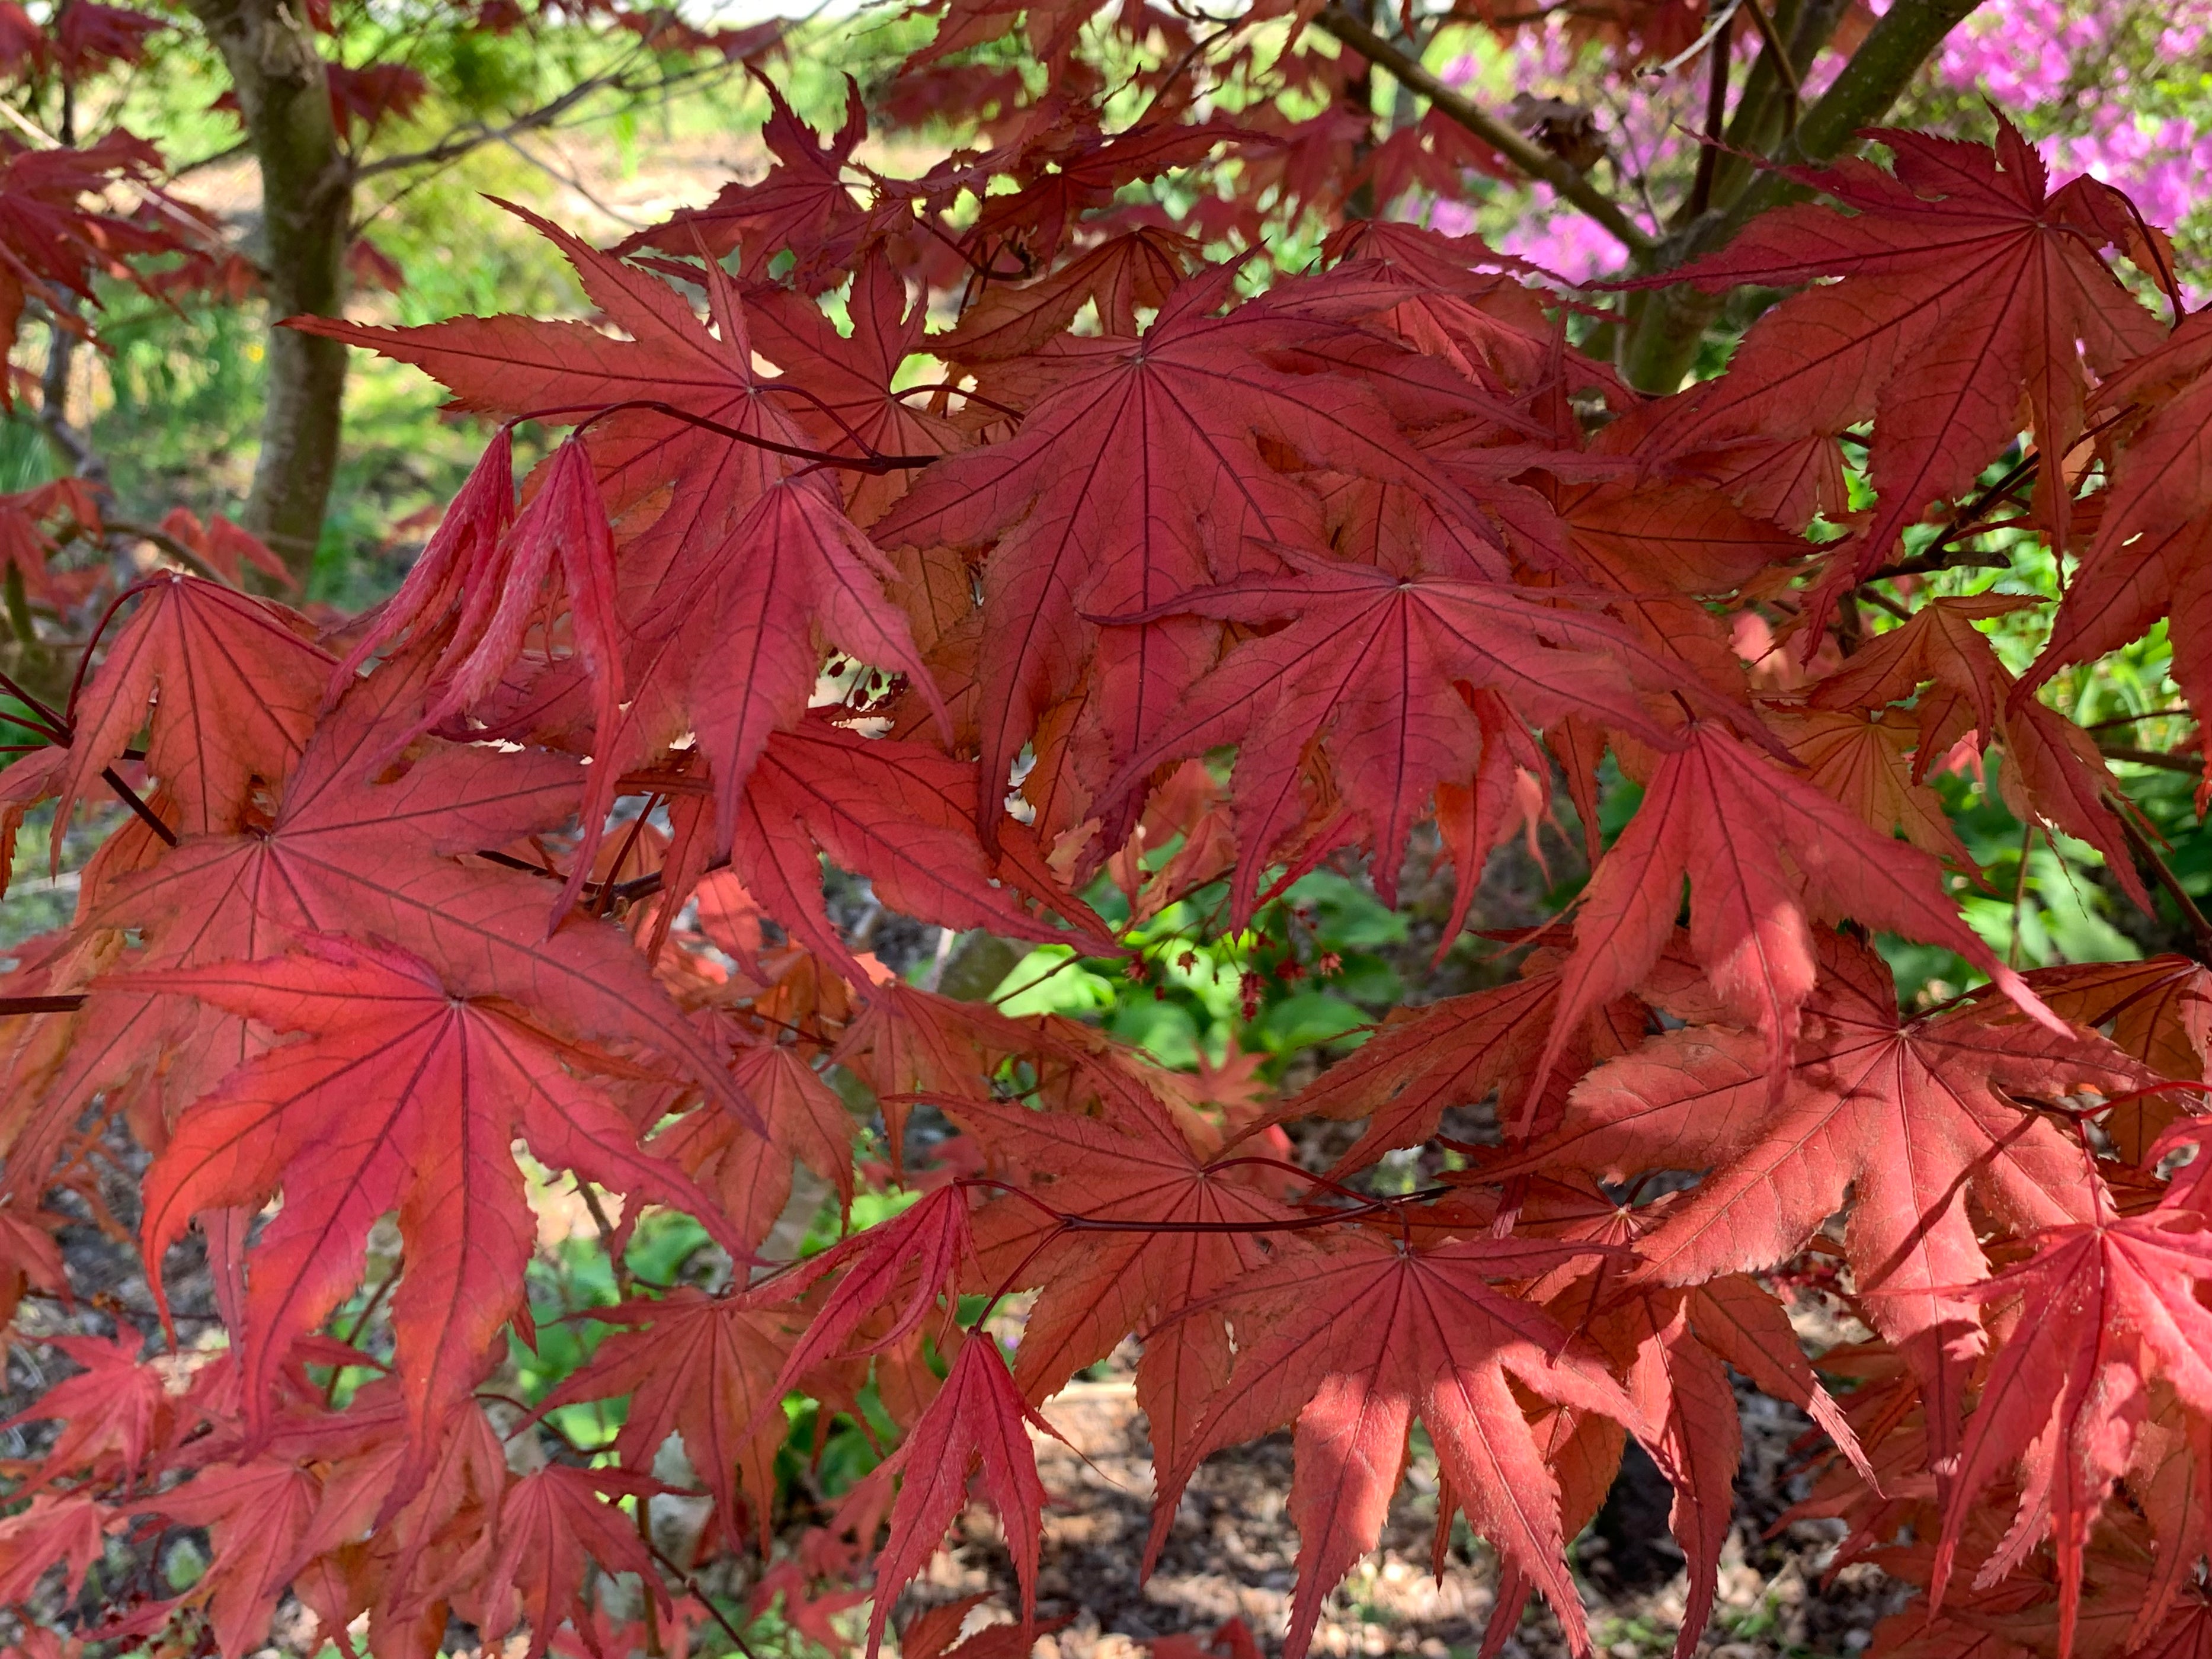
508;397;949;474
1641;0;1742;78
2117;810;2212;962
1856;584;1910;621
1686;5;1734;218
500;132;645;231
2084;708;2189;732
1695;0;1988;250
644;1538;766;1659
598;801;660;917
1310;5;1655;254
580;1181;634;1297
0;668;69;741
103;518;232;585
103;766;177;846
169;137;254;177
354;58;647;181
1856;546;2013;585
2101;745;2203;777
477;847;564;879
356;44;745;190
1739;0;1800;124
0;995;90;1016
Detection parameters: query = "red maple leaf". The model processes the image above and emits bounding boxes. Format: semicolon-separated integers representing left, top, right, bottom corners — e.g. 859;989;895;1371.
470;1465;670;1659
1260;962;1641;1175
539;1290;798;1552
639;720;1112;984
0;1494;108;1606
2023;307;2212;786
1935;1195;2212;1658
1637;117;2165;622
30;658;754;1189
0;1331;167;1486
1533;722;2060;1097
935;227;1195;362
1806;595;2152;911
570;476;945;889
1499;930;2153;1459
1093;546;1680;921
872;263;1488;849
742;249;966;522
1145;1229;1653;1659
754;1180;977;1413
949;1090;1298;1468
53;574;334;844
650;1039;857;1250
118;934;747;1456
0;477;98;604
1513;1181;1874;1659
135;1451;387;1659
855;1334;1058;1658
617;73;892;292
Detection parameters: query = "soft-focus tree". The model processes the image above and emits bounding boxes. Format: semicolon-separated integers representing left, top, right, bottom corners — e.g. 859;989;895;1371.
3;0;779;592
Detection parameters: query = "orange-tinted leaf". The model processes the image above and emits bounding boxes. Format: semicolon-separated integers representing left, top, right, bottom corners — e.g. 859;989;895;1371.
1146;1231;1649;1659
56;574;332;844
473;1465;670;1659
120;936;745;1456
540;1291;797;1552
862;1335;1055;1658
1500;930;2149;1462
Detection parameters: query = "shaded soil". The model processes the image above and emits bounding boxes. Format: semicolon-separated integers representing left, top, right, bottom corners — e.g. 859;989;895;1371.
902;1346;1910;1659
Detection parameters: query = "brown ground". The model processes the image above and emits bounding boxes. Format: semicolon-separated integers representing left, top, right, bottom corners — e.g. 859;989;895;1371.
896;1337;1910;1659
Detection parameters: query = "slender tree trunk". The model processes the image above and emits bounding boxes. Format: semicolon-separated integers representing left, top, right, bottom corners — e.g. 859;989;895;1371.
1341;0;1381;221
186;0;353;585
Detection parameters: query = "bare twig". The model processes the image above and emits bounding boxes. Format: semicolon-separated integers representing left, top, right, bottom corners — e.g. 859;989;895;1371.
644;1537;767;1659
2101;745;2203;777
0;995;91;1016
580;1181;633;1298
355;55;654;181
1856;546;2013;585
1686;5;1734;217
103;518;232;585
102;766;177;846
1739;0;1800;123
1310;5;1654;254
2117;811;2212;962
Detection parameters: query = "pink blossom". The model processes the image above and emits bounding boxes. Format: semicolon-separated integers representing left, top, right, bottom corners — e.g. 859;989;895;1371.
1408;0;2211;287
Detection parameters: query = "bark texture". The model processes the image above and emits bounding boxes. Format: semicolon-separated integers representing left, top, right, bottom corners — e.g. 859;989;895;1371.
187;0;352;584
1616;0;1987;392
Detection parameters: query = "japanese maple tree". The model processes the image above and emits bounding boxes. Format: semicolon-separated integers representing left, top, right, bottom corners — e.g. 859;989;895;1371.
4;1;2212;1657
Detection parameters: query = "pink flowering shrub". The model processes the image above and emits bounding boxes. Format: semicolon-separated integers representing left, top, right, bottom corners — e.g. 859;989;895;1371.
1937;1;2212;234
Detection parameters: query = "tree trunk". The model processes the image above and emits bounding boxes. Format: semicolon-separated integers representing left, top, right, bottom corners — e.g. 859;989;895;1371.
186;0;352;586
1616;0;1986;393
